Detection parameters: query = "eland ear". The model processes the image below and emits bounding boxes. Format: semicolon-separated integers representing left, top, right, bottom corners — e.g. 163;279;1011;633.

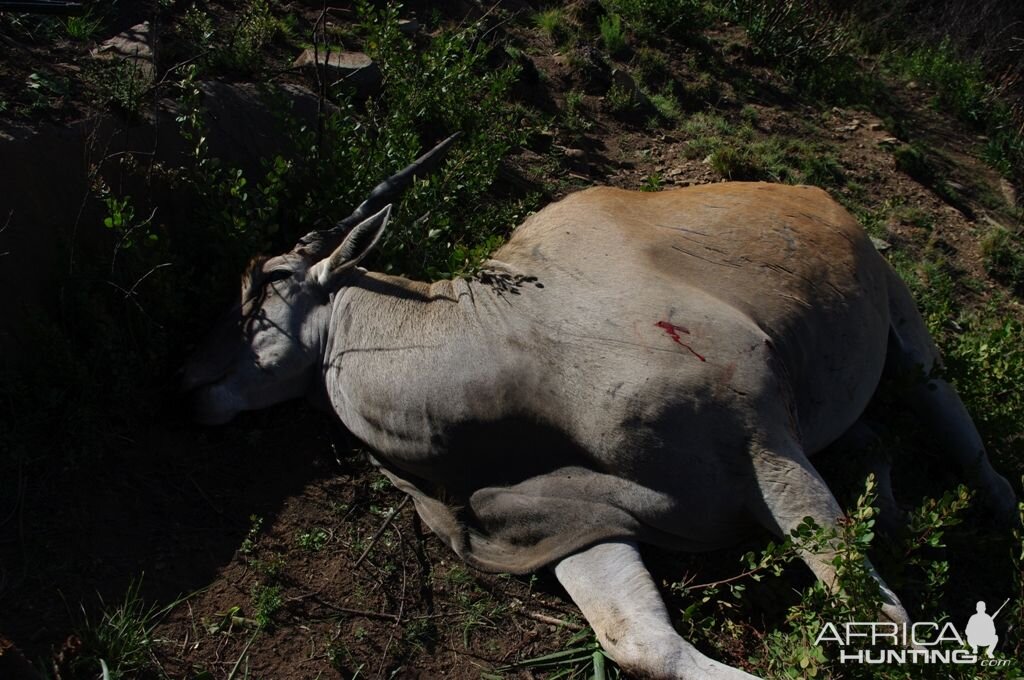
310;204;392;287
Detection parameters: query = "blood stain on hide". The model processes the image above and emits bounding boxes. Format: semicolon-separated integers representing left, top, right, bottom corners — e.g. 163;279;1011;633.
655;321;706;362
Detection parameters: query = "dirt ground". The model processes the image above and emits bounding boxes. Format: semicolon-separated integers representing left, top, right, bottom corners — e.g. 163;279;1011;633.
1;1;1022;679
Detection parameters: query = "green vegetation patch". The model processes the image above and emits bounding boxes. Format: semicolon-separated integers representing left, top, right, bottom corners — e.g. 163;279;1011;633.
69;579;178;680
602;0;706;41
535;7;572;46
893;38;1024;182
681;113;844;186
981;227;1024;295
598;13;627;56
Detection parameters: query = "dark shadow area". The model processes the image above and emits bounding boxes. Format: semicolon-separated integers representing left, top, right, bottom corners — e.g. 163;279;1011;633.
0;400;340;663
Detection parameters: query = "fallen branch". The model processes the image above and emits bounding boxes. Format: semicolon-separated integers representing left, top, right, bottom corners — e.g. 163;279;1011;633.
353;496;409;569
520;610;585;631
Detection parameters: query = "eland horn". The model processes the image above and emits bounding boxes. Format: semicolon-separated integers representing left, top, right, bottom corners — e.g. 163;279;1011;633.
293;132;462;260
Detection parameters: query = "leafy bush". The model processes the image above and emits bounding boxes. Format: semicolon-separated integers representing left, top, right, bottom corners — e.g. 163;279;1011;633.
729;0;851;70
893;142;935;181
981;227;1024;295
633;46;670;88
896;39;1024;181
902;39;991;126
944;314;1024;470
602;0;705;41
173;0;280;75
891;250;1024;475
599;13;627;56
220;0;279;72
727;0;870;100
534;8;571;45
605;81;636;114
330;1;534;278
0;2;533;472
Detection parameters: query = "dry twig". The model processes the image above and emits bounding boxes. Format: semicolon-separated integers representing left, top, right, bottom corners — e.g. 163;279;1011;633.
353;496;409;569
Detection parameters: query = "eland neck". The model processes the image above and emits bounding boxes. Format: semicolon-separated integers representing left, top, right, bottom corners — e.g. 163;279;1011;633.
320;269;525;460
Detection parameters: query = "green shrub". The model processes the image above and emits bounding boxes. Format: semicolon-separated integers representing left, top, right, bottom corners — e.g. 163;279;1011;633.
634;46;670;88
981;228;1024;295
599;13;627;56
179;5;215;55
352;2;534;277
564;89;592;131
605;81;635;115
251;584;284;629
535;8;570;45
896;39;1024;181
902;39;990;125
176;0;280;74
704;131;845;186
893;143;935;184
709;145;759;179
221;0;279;72
89;57;150;117
649;86;682;123
728;0;865;99
64;9;104;40
944;314;1024;473
894;252;1024;474
602;0;705;41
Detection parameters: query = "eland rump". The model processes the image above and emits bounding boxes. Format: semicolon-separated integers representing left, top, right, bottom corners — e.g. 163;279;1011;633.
183;136;1016;679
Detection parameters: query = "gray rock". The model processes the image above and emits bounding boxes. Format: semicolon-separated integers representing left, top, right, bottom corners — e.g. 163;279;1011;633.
1000;178;1018;207
293;49;381;93
92;22;155;82
611;69;641;99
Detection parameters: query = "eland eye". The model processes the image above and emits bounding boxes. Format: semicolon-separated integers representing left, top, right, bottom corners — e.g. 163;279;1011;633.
264;269;293;284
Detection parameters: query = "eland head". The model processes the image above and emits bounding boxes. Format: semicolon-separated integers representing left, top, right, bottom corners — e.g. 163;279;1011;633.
180;133;459;425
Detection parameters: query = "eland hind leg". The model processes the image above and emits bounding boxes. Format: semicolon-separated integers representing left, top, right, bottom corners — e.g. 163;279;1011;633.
902;370;1017;524
554;540;760;680
821;420;905;535
886;271;1018;525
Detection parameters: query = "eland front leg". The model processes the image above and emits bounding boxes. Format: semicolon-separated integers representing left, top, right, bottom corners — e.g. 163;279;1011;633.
554;540;761;680
748;438;910;626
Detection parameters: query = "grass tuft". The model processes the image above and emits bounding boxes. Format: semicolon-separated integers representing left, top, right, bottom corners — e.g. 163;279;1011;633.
535;8;570;45
70;578;172;680
599;14;627;56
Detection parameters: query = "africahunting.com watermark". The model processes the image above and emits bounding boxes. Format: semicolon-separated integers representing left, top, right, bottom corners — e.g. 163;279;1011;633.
814;599;1014;667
